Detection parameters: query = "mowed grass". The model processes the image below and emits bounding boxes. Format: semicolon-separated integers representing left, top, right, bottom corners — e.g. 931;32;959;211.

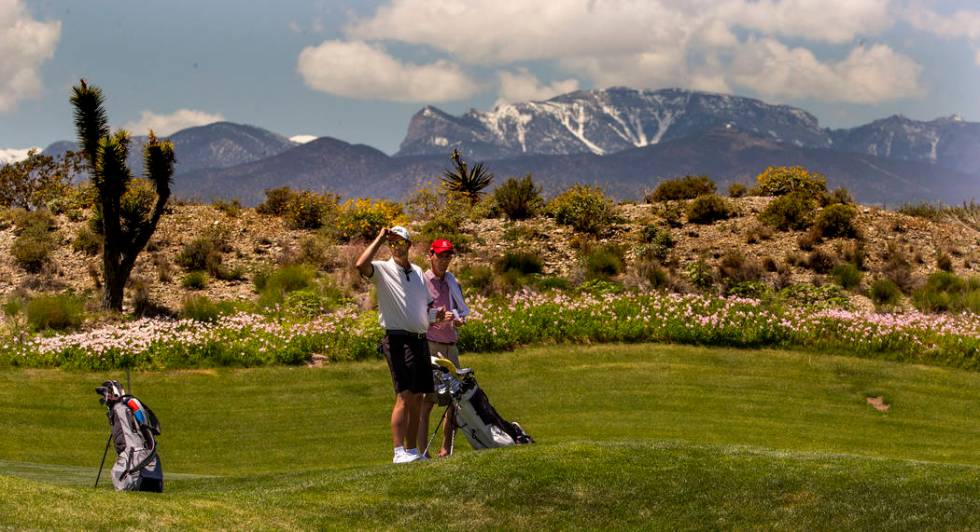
0;343;978;529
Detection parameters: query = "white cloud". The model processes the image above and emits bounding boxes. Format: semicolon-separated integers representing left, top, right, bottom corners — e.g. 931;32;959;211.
297;40;479;102
0;0;61;112
731;39;923;103
290;134;317;144
120;109;225;136
976;49;980;66
347;0;891;64
340;0;906;104
902;5;980;41
495;69;579;105
719;0;892;44
0;147;39;164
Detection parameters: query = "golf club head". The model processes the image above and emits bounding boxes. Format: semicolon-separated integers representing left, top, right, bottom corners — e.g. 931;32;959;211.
95;380;125;405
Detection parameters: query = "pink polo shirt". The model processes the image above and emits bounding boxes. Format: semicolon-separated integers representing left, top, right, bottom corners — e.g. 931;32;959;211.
424;270;458;343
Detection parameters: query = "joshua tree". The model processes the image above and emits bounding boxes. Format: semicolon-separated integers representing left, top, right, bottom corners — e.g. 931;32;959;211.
70;80;175;311
441;148;493;205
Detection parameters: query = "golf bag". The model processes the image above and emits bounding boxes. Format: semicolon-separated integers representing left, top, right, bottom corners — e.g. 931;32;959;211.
96;380;164;492
431;357;533;451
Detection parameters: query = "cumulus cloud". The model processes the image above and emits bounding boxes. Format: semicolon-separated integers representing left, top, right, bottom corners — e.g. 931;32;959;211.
901;5;980;41
337;0;912;104
0;0;61;112
720;0;891;44
347;0;890;64
0;147;39;164
297;40;480;102
290;134;317;144
731;39;923;103
120;109;225;136
495;69;579;105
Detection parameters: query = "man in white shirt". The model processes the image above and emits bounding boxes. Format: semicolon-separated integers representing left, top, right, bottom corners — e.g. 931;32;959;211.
356;225;436;463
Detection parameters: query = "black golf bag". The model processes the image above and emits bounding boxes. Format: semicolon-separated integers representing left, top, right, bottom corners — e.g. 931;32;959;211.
431;358;533;451
96;380;164;492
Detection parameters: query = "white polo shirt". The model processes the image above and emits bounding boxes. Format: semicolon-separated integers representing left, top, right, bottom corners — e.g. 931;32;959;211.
371;258;431;334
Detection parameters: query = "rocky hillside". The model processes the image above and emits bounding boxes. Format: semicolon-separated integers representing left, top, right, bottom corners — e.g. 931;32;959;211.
1;197;977;317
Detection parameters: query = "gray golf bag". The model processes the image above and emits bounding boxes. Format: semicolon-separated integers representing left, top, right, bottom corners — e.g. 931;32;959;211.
96;381;164;492
430;357;533;451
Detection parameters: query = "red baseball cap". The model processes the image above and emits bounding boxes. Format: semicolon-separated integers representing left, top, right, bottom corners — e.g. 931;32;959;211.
429;239;454;254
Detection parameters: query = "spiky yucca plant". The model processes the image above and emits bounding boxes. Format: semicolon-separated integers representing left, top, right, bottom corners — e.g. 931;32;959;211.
70;80;175;311
441;149;493;205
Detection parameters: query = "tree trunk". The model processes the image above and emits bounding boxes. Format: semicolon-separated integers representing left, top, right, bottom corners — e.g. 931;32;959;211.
101;258;126;311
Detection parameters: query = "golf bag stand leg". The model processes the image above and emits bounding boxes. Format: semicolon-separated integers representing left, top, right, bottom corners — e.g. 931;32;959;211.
423;406;450;458
94;432;112;488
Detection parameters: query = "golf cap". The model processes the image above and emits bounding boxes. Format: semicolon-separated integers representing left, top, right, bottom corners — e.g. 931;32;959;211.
430;239;454;254
389;225;410;241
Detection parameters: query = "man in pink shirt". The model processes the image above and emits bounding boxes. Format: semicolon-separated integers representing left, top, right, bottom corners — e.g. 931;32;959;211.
418;238;470;457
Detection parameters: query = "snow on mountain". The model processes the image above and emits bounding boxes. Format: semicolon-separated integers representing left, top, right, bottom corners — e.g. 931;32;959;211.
396;87;832;160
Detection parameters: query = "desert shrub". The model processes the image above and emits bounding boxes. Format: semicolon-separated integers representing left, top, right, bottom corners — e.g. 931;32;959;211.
880;243;914;293
456;264;494;295
496;252;544;275
256;187;295;216
72;226;102;256
647;175;716;202
762;256;778;272
294;234;336;270
12;232;57;273
841;241;866;270
583;244;625;280
728;182;748;198
831;262;862;290
213;199;242;217
686;258;714;291
937;253;953;273
717;251;763;289
912;272;980;313
660;202;684;228
744;223;773;244
806;249;836;274
181;295;220;322
26;293;84;331
256;264;317;308
286;191;340;231
418;203;473;252
214;264;246;282
495;174;543;220
177;237;223;274
181;271;209;290
634;257;669;289
753;166;827;196
686;194;731;224
815;204;859;238
726;280;770;299
796;228;822;251
821;187;853;206
638;226;674;262
870;278;902;309
778;284;849;309
404;184;443;220
337;198;402;241
549;185;616;235
11;209;58;272
759;192;814;231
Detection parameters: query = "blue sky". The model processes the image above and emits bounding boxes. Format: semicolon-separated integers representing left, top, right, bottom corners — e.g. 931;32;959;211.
2;0;980;160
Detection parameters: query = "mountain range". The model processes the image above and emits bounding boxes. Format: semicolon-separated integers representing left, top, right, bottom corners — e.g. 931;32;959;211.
39;87;980;206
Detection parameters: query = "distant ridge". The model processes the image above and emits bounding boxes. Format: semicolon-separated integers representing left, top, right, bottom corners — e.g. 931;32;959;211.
42;122;295;177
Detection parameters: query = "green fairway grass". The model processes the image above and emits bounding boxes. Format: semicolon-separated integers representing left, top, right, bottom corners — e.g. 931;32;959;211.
1;344;978;528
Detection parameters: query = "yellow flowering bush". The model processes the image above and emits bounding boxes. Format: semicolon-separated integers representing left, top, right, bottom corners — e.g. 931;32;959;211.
337;198;405;242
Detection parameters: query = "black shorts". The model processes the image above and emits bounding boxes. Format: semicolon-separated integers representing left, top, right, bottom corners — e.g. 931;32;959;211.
381;330;434;394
